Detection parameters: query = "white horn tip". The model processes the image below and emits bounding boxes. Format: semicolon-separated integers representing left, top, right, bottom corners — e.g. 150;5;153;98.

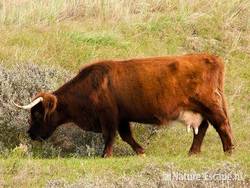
12;101;23;108
187;125;191;133
12;97;43;110
194;128;199;135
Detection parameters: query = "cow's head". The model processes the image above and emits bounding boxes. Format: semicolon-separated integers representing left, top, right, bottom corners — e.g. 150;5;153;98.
14;92;60;141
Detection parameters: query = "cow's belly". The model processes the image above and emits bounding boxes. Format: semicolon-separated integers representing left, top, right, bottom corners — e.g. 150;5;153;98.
177;111;203;134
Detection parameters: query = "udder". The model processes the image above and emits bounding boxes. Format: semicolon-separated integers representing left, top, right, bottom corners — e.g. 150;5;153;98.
177;111;203;135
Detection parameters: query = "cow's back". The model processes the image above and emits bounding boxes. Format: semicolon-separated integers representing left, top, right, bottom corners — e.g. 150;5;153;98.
106;53;223;123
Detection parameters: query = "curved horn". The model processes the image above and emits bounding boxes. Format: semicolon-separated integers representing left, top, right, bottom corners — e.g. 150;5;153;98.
13;97;43;110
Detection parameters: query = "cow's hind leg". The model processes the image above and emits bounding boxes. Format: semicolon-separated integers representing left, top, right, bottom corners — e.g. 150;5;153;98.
189;119;209;155
118;121;145;155
195;98;234;154
209;109;234;153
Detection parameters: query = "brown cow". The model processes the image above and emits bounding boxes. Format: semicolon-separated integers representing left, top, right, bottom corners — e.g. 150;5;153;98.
14;53;234;157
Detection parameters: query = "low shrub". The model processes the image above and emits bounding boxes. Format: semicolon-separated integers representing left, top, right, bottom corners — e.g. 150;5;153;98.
0;62;68;155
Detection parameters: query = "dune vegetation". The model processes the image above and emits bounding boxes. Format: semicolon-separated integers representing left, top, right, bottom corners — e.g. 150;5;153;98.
0;0;249;187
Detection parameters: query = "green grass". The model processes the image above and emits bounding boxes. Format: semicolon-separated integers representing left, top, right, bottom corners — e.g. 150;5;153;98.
1;138;249;187
0;0;250;187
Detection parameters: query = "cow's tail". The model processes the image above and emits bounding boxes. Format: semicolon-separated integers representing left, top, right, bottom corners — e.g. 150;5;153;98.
216;57;230;122
213;57;231;136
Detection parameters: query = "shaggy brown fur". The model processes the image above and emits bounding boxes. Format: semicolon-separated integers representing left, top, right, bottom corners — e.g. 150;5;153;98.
26;53;234;157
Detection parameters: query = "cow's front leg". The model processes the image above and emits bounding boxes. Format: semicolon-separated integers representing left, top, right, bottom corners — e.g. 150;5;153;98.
118;121;145;155
102;129;116;158
99;109;118;158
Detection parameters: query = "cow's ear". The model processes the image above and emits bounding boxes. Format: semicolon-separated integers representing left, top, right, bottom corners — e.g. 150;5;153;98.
35;93;57;120
45;94;57;113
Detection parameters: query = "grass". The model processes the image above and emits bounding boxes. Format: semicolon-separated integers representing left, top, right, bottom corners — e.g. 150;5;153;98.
1;142;249;187
0;0;250;187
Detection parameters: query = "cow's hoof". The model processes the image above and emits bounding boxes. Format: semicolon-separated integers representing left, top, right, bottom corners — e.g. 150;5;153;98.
138;153;146;157
102;153;112;158
224;149;234;156
188;150;201;156
135;147;145;155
